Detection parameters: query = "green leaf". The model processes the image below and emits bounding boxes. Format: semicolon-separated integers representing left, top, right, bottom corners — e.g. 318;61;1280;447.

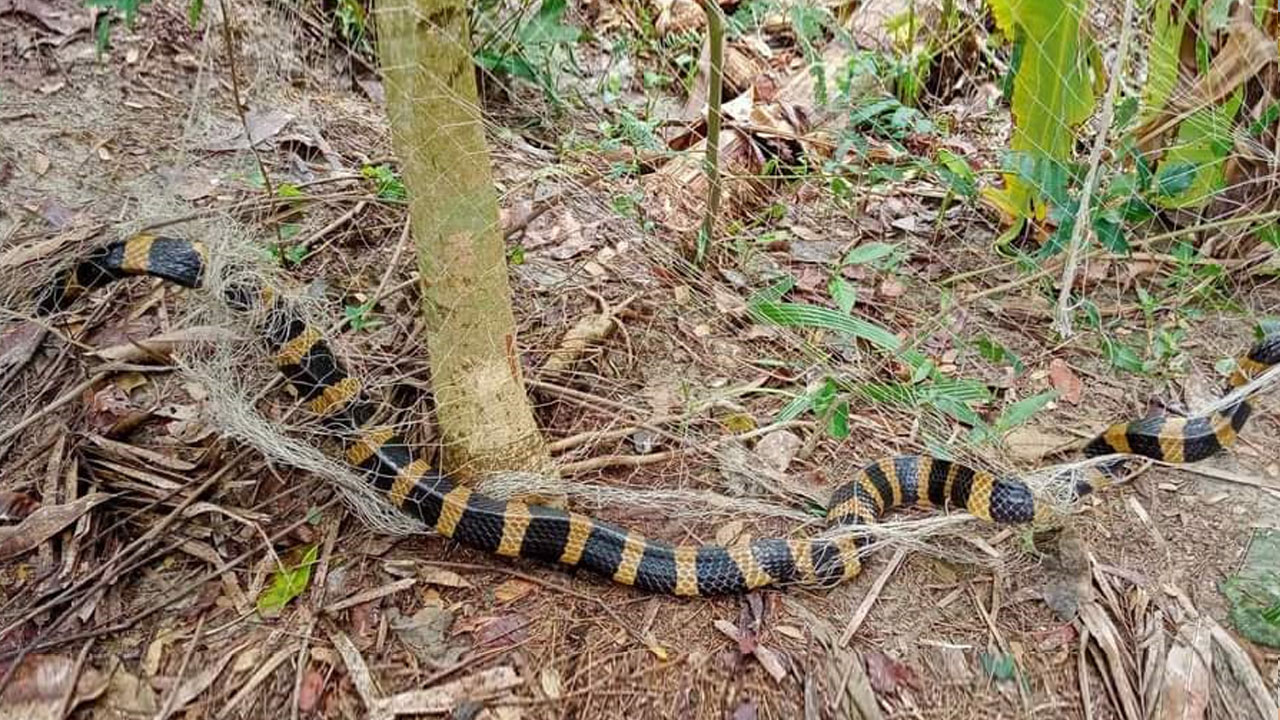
1220;529;1280;647
986;0;1096;218
1152;90;1242;208
935;149;977;199
841;242;898;267
1102;337;1145;373
1152;162;1197;198
828;401;851;439
828;276;857;314
360;164;406;201
1092;212;1128;254
187;0;203;25
1139;0;1190;124
974;335;1025;373
256;545;318;617
996;390;1057;432
980;652;1019;681
748;301;901;352
344;301;382;332
283;243;308;265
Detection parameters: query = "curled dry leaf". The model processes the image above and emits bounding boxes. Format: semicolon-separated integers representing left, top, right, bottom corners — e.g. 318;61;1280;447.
1161;621;1211;720
0;493;108;561
1003;426;1073;463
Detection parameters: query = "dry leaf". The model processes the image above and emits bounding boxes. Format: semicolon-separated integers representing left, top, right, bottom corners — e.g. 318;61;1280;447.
864;650;918;694
298;667;326;713
473;614;528;649
0;654;107;720
754;430;802;472
1161;621;1211;720
1003;426;1072;463
205;108;294;151
92;326;241;362
102;666;159;716
0;322;46;381
715;520;746;546
1048;359;1083;404
539;667;562;700
754;644;788;683
417;566;472;589
0;494;108;561
877;278;906;298
493;578;537;604
0;491;39;522
389;606;462;664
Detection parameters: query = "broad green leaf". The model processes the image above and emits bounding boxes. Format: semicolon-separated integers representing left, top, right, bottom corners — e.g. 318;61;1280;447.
841;241;898;267
996;390;1057;431
1102;337;1145;373
1139;0;1190;124
1092;212;1128;254
256;545;318;617
974;336;1025;372
988;0;1096;218
1220;529;1280;647
748;301;901;351
1154;91;1242;208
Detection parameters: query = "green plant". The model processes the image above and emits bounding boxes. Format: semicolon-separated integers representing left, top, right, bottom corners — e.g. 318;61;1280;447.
473;0;582;102
983;0;1097;224
344;300;382;332
86;0;150;52
256;545;318;617
361;164;407;201
336;0;372;53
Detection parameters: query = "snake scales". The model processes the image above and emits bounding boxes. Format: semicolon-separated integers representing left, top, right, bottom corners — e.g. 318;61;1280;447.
25;234;1280;596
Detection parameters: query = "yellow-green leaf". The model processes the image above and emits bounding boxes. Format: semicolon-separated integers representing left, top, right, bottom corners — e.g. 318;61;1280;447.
256;545;318;617
991;0;1097;219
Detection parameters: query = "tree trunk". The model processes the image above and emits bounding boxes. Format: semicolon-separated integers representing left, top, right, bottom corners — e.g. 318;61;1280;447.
376;0;551;482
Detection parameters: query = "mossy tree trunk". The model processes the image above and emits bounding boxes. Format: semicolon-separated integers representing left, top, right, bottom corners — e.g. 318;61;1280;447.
376;0;551;481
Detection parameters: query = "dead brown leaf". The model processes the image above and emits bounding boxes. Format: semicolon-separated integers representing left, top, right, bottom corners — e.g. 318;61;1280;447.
0;654;107;720
0;491;38;522
492;578;537;604
1161;621;1211;720
298;666;326;713
0;322;47;383
864;650;918;694
0;493;108;561
472;614;529;649
417;566;472;589
1003;426;1073;463
204;108;294;152
1048;359;1083;404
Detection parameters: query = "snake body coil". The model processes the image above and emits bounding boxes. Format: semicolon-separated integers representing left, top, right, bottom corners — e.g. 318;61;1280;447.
27;235;1280;596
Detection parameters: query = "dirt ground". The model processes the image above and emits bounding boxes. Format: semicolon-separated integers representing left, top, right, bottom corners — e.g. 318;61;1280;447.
1;0;1279;717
